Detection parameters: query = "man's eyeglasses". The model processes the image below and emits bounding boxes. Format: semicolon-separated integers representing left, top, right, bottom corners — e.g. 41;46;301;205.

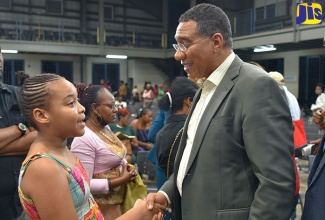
173;36;209;52
96;103;120;110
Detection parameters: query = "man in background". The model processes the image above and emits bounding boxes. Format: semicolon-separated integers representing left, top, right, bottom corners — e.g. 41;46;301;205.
118;80;127;101
302;108;325;220
0;47;37;219
269;71;300;120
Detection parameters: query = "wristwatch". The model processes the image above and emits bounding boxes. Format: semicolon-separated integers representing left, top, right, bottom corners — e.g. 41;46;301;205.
18;123;27;137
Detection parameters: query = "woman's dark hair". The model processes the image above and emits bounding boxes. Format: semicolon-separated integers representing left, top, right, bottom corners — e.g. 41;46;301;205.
158;77;199;113
19;73;63;129
75;83;107;118
137;108;151;119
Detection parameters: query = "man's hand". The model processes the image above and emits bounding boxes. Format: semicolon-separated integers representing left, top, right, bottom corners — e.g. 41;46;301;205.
146;192;168;211
133;199;165;220
310;138;322;155
313;110;325;125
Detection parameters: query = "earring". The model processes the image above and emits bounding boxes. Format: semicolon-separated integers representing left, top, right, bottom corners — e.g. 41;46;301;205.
91;113;102;126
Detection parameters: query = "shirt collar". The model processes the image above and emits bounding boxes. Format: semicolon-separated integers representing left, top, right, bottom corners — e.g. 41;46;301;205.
0;81;9;92
0;81;11;93
200;52;235;89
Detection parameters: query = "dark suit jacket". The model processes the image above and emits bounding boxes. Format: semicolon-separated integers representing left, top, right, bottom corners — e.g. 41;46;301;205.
160;55;296;220
302;135;325;220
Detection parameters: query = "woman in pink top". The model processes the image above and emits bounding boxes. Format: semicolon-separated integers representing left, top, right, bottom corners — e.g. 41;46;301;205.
71;84;163;220
142;84;154;108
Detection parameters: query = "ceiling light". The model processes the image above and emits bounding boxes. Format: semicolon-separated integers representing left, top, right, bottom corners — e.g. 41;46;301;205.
253;45;276;53
1;49;18;54
106;55;127;59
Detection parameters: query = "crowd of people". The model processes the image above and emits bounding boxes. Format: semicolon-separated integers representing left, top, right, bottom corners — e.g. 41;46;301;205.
1;3;325;220
99;78;170;111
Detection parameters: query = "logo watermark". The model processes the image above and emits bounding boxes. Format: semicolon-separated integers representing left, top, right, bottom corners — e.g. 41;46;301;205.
296;2;322;25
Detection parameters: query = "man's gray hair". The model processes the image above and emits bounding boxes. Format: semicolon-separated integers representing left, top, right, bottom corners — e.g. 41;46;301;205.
179;3;233;49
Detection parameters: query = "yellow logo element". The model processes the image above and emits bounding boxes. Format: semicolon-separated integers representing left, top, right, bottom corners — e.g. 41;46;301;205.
296;3;322;25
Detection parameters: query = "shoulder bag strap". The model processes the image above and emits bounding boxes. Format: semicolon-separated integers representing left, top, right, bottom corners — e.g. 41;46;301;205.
167;127;184;178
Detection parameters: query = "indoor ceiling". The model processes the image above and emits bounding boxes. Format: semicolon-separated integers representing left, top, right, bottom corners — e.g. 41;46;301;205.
124;0;325;57
235;39;325;57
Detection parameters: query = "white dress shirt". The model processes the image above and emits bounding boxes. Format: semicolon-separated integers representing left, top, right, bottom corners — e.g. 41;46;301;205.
282;86;300;120
176;52;235;196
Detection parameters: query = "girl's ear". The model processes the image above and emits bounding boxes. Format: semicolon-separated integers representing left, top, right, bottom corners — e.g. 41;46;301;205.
33;108;50;124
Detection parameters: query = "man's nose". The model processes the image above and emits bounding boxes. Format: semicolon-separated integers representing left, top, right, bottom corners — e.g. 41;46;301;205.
174;49;185;61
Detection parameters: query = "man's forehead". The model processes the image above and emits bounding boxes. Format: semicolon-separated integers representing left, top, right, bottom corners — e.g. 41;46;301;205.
175;21;197;40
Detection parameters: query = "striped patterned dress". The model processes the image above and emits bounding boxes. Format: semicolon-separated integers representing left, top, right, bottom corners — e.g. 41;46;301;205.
18;153;104;220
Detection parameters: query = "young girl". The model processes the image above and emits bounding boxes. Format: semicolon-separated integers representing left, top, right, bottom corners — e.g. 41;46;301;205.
18;74;164;220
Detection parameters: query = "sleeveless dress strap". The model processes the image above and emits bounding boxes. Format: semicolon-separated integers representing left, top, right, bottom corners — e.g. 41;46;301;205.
21;153;72;178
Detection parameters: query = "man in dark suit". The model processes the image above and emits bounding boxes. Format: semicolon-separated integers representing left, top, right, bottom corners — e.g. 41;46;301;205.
0;48;37;219
302;109;325;220
146;3;295;220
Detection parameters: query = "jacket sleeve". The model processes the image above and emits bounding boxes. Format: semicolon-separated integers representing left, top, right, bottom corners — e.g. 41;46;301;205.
242;75;296;219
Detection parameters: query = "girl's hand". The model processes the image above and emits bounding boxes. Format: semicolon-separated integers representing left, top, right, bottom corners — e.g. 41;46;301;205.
133;199;166;220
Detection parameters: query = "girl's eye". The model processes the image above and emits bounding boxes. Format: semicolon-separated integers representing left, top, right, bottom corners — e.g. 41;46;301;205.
68;101;75;107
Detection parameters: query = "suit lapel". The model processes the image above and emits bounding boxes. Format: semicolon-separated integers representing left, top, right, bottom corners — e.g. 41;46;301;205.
184;56;242;174
309;137;325;186
185;75;234;174
174;56;243;177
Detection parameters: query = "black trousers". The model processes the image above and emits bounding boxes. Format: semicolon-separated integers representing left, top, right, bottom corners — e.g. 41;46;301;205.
0;156;25;220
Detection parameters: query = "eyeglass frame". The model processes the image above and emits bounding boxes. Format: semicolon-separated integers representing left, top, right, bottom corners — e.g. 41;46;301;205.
172;36;210;52
95;102;120;110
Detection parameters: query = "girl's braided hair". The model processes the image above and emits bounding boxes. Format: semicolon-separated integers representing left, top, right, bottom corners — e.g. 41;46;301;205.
19;73;63;129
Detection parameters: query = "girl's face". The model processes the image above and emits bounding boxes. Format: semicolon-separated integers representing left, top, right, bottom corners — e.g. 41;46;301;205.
94;89;117;125
45;79;85;138
315;86;323;95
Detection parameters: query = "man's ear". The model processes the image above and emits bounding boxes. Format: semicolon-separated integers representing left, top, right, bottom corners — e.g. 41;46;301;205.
33;108;50;124
212;33;223;50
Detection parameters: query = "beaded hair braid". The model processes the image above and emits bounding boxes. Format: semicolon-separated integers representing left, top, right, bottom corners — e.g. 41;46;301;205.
76;83;105;119
19;73;63;129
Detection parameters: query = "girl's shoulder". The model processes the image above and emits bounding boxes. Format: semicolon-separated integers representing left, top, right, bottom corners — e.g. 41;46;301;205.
20;152;74;194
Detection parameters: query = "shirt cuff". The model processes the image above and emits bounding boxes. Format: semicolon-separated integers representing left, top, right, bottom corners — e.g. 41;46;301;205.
158;190;172;213
90;179;109;194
